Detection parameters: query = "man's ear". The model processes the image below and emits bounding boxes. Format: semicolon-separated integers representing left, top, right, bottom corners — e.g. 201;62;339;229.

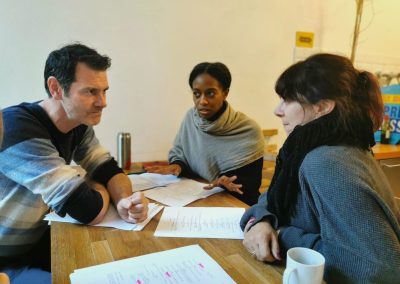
313;99;335;118
47;77;64;100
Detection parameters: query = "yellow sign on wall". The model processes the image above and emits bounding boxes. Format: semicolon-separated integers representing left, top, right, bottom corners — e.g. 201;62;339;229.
383;94;400;104
296;31;314;48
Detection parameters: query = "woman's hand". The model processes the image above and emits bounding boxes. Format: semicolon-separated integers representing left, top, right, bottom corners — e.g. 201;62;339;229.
243;220;281;262
145;164;182;176
203;175;243;194
117;192;149;223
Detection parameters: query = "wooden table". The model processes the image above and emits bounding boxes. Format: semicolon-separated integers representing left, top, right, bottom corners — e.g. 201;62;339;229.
51;192;285;284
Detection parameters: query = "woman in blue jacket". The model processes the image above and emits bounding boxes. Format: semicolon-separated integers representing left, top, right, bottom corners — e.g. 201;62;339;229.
241;53;400;283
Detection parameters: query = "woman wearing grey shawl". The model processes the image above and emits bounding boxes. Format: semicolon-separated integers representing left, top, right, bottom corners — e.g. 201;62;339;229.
146;62;264;205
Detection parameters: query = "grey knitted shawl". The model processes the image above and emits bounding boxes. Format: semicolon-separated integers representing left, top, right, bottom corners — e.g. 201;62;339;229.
169;103;264;181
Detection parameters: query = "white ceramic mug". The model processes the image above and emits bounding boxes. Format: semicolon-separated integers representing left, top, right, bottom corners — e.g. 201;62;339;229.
283;247;325;284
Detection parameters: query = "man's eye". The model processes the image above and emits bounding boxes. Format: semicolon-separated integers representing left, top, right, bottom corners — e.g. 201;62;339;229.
206;91;215;97
193;92;200;97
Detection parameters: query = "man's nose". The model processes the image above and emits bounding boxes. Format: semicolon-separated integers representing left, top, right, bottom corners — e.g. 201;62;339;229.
95;93;107;108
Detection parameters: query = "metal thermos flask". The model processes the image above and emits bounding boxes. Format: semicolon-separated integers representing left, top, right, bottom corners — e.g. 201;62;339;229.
117;132;131;170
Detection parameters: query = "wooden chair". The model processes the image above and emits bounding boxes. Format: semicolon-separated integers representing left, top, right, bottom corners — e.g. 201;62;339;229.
260;129;278;193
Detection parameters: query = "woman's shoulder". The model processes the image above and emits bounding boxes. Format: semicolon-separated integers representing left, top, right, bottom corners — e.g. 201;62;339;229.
300;145;378;187
182;107;195;118
302;145;374;167
178;107;196;127
299;145;390;200
232;110;262;132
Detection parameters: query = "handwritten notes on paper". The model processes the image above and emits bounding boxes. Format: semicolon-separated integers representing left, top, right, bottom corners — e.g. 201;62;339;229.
154;207;245;239
129;172;180;191
144;179;224;207
44;203;163;231
69;245;236;284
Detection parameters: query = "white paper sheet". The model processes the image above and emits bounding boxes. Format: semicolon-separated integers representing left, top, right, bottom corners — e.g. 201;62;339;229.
44;203;163;231
144;179;224;207
154;207;245;239
69;244;236;284
129;172;180;191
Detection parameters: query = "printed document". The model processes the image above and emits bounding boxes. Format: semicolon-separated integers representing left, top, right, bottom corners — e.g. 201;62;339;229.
129;172;180;191
144;179;223;207
154;207;245;239
44;203;163;231
69;244;236;284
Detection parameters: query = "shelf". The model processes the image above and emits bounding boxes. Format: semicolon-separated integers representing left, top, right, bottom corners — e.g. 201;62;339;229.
372;144;400;160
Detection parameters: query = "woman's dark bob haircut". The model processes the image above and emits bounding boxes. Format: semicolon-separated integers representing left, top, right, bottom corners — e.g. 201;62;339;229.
275;53;383;132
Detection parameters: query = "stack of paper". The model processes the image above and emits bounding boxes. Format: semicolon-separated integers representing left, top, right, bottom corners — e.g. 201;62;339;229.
154;207;245;239
129;172;180;191
144;179;224;207
70;245;236;284
44;203;163;231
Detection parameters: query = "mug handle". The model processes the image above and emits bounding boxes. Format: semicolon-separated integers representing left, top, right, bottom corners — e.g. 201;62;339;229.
283;267;296;284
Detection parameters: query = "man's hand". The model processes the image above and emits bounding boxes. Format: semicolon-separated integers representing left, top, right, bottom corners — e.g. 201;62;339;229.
107;173;149;223
203;175;243;194
145;164;181;176
116;192;149;223
243;221;281;262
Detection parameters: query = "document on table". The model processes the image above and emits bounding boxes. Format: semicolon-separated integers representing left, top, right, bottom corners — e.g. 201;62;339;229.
44;203;163;231
129;172;180;191
144;178;224;207
69;244;236;284
154;207;245;239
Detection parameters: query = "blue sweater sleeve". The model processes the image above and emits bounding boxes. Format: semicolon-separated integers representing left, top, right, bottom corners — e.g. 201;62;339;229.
240;190;278;230
279;225;321;251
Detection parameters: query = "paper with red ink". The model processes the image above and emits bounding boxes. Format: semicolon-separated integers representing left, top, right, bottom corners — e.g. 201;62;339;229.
69;245;235;284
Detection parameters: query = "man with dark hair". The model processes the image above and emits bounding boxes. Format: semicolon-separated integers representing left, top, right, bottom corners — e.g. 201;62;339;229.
44;43;112;98
0;43;148;283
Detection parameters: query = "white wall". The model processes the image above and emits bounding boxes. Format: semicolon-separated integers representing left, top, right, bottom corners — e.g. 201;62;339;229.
1;0;399;161
320;0;400;72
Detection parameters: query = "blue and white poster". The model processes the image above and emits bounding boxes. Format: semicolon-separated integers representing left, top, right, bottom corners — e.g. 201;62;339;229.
374;84;400;144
